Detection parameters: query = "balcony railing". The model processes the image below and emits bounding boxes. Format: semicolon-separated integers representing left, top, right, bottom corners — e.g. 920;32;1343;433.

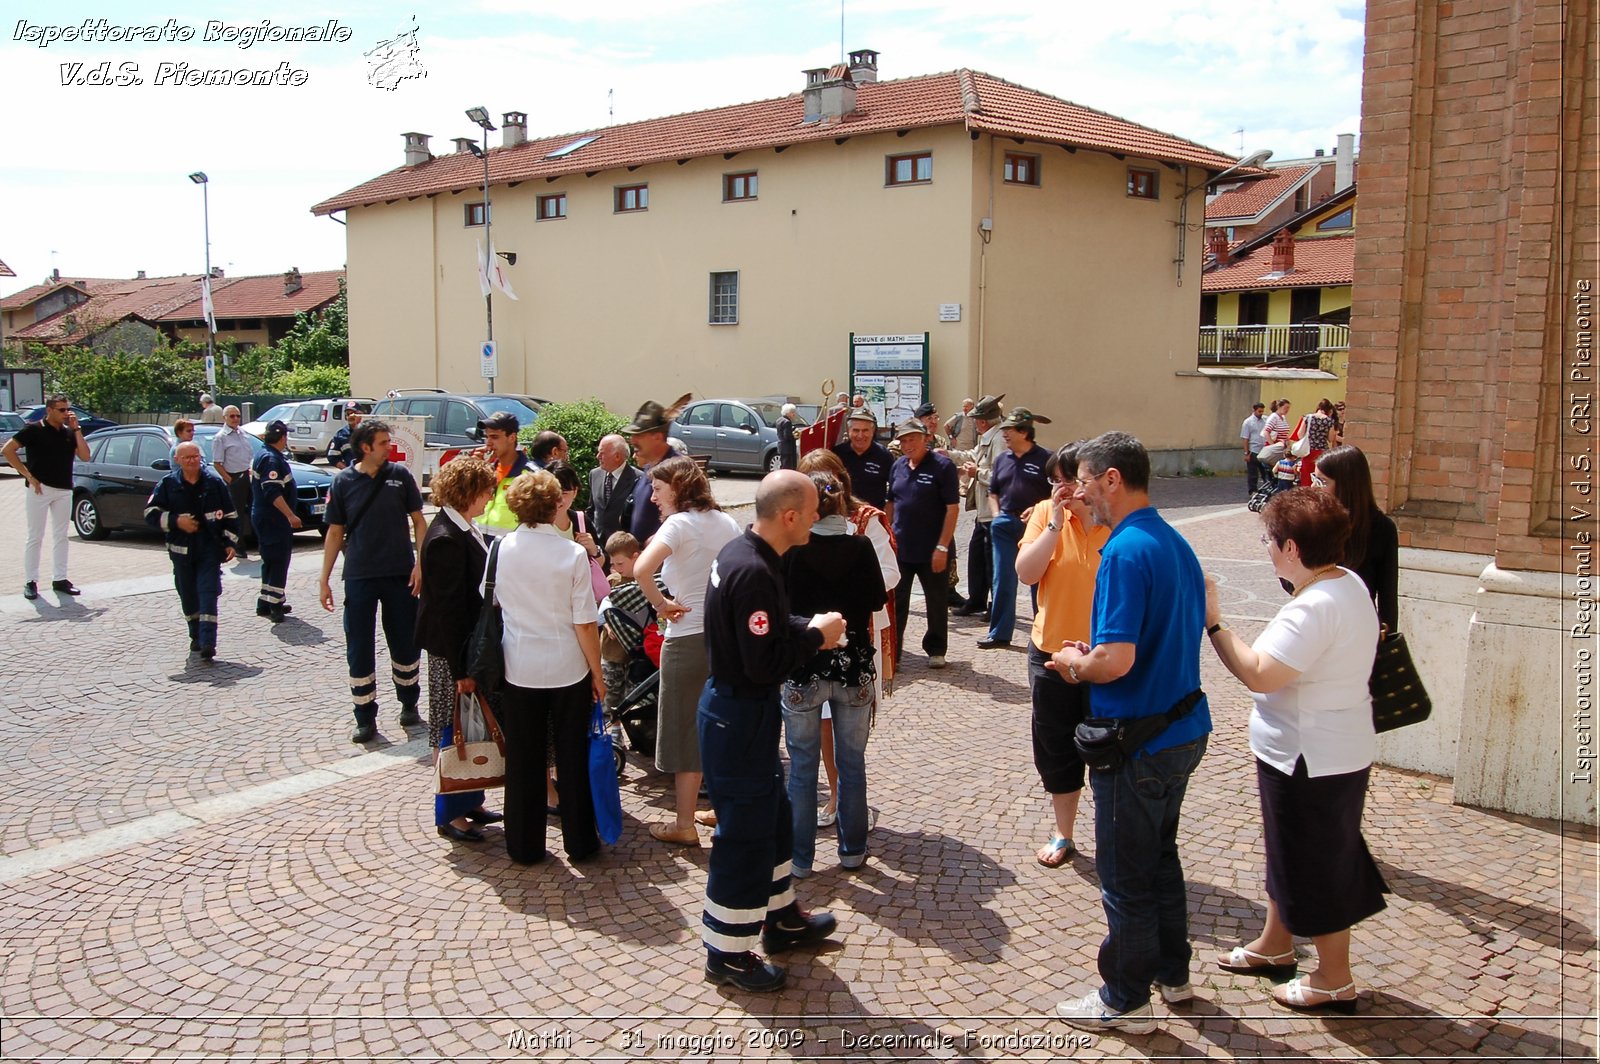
1198;323;1350;367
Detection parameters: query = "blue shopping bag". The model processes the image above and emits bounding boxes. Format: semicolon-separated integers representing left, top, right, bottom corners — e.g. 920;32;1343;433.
588;700;623;844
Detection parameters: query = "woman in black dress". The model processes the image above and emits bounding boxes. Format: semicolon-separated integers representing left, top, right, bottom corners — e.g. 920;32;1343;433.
1313;445;1400;631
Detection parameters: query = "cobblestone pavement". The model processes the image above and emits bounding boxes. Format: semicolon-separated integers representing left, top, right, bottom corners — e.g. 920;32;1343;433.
0;473;1593;1061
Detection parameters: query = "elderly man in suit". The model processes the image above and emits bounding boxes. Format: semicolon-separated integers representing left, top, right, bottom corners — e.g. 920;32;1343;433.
590;433;640;546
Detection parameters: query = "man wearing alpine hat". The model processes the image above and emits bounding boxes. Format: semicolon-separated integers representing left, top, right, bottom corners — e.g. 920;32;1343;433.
619;394;691;545
885;418;960;668
981;406;1054;649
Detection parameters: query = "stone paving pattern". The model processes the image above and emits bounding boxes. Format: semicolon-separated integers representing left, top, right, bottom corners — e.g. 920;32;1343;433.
0;472;1594;1061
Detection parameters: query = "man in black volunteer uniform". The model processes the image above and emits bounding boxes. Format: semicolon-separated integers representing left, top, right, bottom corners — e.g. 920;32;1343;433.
319;419;429;744
698;470;846;992
3;395;91;599
885;418;960;668
251;420;303;621
830;408;893;509
145;441;239;658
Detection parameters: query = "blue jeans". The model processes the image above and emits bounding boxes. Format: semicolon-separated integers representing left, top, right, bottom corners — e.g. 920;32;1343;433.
780;677;873;872
1090;736;1208;1012
987;512;1025;642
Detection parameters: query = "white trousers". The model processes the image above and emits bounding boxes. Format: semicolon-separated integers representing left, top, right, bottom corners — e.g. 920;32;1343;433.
24;484;72;583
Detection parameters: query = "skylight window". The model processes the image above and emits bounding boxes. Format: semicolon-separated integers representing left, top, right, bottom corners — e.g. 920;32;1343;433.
546;135;599;160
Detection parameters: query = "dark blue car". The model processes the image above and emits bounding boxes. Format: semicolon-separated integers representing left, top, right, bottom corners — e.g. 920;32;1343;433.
19;403;117;435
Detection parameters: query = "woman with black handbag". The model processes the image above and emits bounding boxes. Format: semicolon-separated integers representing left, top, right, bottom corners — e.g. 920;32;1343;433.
415;456;502;842
488;470;606;865
1311;445;1399;632
1203;488;1388;1015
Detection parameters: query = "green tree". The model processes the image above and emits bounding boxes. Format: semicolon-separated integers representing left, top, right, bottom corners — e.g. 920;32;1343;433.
519;398;626;507
273;280;348;368
267;363;351;395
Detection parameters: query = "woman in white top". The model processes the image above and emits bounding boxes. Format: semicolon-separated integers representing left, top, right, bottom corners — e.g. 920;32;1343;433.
633;456;741;845
489;470;605;866
1204;488;1387;1015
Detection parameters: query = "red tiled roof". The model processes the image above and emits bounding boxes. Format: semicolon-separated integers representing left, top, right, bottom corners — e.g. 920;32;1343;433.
313;70;1242;215
1204;164;1317;222
1201;235;1355;293
158;269;343;322
0;259;14;278
1;279;93;311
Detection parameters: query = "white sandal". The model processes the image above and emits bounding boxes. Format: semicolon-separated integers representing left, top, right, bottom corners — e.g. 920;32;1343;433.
1274;976;1358;1015
1216;945;1298;977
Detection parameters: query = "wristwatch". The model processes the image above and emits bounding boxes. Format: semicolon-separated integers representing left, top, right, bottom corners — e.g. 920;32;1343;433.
934;544;949;553
1207;621;1228;637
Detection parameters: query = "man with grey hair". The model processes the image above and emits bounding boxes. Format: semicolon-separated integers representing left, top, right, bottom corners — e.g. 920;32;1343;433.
213;405;256;558
944;397;978;449
145;441;239;658
775;404;800;470
589;433;639;545
199;393;224;424
1051;430;1212;1034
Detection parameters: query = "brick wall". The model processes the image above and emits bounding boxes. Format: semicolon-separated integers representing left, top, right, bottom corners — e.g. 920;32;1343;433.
1347;0;1595;571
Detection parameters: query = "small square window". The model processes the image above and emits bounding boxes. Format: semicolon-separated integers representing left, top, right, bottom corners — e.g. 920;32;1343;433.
615;184;649;212
723;171;758;201
464;202;490;226
886;152;933;186
1127;169;1159;200
1004;152;1040;186
709;271;738;325
537;193;566;220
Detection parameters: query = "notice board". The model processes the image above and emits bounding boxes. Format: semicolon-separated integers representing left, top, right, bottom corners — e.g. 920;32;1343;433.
850;333;929;429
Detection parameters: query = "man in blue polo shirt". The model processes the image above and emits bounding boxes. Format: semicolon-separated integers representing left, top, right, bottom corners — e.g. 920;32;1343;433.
885;419;959;669
1049;430;1211;1035
831;409;893;509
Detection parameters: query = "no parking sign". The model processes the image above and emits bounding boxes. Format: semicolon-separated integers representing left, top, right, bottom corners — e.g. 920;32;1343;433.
480;340;497;381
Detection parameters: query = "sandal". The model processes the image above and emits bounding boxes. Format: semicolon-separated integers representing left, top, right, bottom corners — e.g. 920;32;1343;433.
1036;835;1075;868
694;810;718;827
1272;977;1358;1015
1216;946;1298;978
649;823;701;846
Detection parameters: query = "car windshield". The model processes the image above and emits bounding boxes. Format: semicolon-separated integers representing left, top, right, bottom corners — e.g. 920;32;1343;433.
253;403;300;423
463;396;540;425
746;402;784;427
0;413;23;431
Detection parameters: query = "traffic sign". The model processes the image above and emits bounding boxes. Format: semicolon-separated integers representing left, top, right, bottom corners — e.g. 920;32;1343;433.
480;340;497;381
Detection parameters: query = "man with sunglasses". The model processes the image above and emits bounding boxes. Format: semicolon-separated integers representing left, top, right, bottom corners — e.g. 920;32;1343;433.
4;395;91;600
213;406;256;558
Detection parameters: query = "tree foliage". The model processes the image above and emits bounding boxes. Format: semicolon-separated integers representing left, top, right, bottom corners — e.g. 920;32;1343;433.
519;398;627;507
273;281;348;368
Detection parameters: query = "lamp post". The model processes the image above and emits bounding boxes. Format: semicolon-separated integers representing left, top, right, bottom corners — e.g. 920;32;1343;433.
1174;149;1273;285
466;106;496;393
187;171;216;389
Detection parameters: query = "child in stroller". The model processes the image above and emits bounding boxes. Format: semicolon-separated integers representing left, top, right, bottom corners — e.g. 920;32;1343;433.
598;533;664;773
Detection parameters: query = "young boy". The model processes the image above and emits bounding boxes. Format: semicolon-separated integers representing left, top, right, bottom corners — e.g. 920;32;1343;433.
599;532;646;712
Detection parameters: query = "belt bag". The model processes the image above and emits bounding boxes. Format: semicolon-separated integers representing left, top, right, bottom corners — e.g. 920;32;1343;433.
1074;689;1203;773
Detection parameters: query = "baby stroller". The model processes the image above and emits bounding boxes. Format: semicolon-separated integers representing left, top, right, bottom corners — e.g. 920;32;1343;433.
599;602;661;777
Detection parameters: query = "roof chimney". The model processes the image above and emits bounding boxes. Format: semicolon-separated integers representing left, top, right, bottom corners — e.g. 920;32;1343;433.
502;111;527;149
801;64;857;125
847;48;879;84
1270;229;1295;274
1208;229;1231;267
50;268;60;282
283;267;303;296
136;270;146;279
210;266;224;278
1335;132;1355;192
452;136;478;154
402;131;432;167
1314;148;1324;157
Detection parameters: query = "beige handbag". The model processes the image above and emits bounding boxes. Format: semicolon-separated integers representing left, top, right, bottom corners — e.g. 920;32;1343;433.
436;691;506;793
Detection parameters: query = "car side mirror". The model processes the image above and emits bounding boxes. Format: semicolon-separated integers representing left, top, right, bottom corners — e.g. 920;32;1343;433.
152;458;171;470
467;425;483;441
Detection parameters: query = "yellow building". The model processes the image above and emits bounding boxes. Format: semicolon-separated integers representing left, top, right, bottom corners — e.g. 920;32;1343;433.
1199;187;1357;412
313;52;1258;467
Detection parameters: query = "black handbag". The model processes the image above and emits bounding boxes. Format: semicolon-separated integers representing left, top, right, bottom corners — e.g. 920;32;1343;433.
467;538;505;693
1370;629;1432;732
1074;689;1204;773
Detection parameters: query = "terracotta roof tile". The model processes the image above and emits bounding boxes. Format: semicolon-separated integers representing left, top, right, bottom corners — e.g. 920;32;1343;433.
1201;235;1355;293
2;279;92;311
312;69;1241;215
0;259;13;278
1204;165;1317;222
157;270;343;322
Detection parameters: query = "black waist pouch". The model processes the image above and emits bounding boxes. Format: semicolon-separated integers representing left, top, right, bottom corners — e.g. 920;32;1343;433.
1074;689;1204;772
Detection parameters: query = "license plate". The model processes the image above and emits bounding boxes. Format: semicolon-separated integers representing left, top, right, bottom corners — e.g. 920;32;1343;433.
311;503;327;515
296;426;311;435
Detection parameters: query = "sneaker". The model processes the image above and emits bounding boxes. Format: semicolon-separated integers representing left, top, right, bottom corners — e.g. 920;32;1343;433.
761;909;837;953
839;850;868;870
51;579;81;596
816;804;837;828
704;950;786;993
928;655;947;669
1056;992;1157;1034
1156;982;1194;1004
22;581;38;601
397;706;422;728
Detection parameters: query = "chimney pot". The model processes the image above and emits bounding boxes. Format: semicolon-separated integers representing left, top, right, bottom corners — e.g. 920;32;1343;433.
1208;229;1231;267
51;268;60;281
136;270;146;279
802;65;857;125
502;111;528;149
1314;148;1324;157
283;267;303;296
1270;229;1295;273
402;131;433;167
452;136;478;155
847;48;879;84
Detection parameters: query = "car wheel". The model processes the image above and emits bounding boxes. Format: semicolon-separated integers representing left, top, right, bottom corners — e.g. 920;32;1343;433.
764;450;782;473
73;493;108;540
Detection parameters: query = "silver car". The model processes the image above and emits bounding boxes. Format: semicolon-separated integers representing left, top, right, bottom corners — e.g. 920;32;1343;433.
284;397;375;462
668;399;805;474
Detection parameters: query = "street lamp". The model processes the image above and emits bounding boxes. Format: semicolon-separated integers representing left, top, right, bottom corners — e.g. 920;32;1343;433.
187;171;216;388
466;107;497;393
1173;148;1273;285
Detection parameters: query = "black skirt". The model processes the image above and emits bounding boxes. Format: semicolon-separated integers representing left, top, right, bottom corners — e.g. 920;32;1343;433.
1257;757;1389;937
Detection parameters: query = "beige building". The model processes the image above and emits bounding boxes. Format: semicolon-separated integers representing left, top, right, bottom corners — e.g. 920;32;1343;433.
314;52;1257;465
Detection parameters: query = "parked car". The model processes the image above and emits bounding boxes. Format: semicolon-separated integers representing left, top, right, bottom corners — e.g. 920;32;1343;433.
19;403;117;435
368;390;547;450
69;424;332;541
281;397;376;462
0;411;24;449
241;401;303;439
668;398;799;473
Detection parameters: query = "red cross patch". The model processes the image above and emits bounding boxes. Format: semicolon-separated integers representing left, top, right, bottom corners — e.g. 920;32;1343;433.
747;610;770;636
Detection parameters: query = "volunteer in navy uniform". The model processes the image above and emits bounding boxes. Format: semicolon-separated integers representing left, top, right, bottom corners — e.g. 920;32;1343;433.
981;406;1054;649
619;393;691;545
144;441;239;659
884;418;960;668
251;420;303;622
699;470;847;993
319;419;429;744
830;408;893;509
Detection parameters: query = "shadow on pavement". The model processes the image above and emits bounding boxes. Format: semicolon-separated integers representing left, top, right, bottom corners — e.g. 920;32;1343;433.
267;616;332;646
1328;991;1592;1058
1377;859;1597;953
167;660;265;687
18;601;109;624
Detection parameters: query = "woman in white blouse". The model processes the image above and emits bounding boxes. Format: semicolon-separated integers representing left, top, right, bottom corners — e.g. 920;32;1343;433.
632;457;741;845
1203;487;1386;1015
490;470;605;865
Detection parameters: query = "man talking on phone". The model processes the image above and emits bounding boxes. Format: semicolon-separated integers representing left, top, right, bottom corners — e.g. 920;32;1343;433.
4;395;91;600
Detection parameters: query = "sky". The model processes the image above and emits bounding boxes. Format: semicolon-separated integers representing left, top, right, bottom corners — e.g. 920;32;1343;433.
0;0;1366;296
